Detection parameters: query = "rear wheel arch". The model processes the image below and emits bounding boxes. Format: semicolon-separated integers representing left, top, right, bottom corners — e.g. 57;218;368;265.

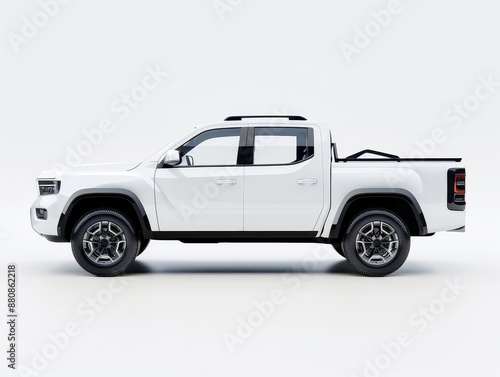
329;191;427;239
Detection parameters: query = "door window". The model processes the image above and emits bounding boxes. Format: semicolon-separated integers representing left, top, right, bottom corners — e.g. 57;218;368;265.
253;127;314;165
177;128;241;166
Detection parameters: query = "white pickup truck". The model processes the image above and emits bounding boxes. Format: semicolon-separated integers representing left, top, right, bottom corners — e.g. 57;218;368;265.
31;116;466;277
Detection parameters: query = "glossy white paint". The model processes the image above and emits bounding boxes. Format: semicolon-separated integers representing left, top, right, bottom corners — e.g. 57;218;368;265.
320;161;466;237
30;118;466;240
155;165;244;231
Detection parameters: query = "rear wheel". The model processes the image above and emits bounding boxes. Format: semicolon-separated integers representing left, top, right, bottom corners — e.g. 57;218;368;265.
70;209;139;276
341;210;410;276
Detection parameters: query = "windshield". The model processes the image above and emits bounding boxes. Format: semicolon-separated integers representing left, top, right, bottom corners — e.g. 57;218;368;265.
143;127;198;162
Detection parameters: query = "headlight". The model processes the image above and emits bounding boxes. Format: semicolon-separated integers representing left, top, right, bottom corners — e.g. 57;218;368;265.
38;180;61;195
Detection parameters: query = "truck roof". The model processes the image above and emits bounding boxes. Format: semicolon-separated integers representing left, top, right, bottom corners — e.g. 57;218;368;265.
198;115;331;130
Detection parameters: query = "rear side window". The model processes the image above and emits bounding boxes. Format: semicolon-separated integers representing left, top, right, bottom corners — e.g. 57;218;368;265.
253;127;314;165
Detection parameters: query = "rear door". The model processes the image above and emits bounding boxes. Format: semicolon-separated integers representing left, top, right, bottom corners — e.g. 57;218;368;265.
243;125;324;231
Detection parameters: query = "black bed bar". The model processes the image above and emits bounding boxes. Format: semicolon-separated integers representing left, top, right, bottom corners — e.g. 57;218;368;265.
332;144;462;162
346;149;400;160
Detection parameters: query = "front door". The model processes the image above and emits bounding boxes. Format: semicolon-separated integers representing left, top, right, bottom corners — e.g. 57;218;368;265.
155;127;245;231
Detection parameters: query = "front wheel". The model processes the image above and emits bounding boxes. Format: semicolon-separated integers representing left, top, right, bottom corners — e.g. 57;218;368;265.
71;210;139;276
341;210;410;277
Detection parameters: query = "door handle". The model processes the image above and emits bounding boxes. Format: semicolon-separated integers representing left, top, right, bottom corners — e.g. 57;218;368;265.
297;178;317;185
216;179;236;185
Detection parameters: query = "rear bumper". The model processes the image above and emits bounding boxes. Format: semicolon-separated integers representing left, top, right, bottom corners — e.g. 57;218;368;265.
448;226;465;232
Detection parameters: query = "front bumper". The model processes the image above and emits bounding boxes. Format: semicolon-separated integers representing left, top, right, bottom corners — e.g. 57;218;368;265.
30;194;67;239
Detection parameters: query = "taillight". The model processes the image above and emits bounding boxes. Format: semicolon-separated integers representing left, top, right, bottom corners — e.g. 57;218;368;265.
454;173;466;194
448;169;466;210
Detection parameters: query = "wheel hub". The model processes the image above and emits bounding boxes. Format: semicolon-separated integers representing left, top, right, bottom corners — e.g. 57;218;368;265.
82;221;127;266
355;221;399;266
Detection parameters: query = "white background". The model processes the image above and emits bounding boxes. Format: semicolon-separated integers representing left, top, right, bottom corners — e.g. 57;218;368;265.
1;0;499;376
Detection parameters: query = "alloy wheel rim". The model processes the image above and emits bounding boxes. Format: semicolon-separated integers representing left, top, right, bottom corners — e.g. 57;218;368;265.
355;221;399;266
82;221;127;265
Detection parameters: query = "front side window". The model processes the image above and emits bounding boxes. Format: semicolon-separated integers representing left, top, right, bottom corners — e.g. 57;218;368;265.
253;127;314;165
177;128;241;166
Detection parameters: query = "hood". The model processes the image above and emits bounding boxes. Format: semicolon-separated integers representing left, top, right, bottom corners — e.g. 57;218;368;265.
38;162;140;179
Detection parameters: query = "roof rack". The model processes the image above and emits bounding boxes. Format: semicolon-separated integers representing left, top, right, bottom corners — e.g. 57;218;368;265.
224;115;307;121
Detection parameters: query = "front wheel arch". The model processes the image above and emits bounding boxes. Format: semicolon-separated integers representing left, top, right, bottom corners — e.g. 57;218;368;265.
59;192;152;241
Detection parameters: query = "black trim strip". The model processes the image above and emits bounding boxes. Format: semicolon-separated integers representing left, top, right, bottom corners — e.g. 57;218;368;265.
332;143;339;162
237;127;253;165
337;158;462;162
44;235;67;243
151;231;317;243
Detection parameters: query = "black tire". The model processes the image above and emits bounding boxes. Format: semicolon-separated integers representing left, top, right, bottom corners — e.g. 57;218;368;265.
137;238;150;256
341;210;410;277
331;241;345;258
71;210;139;276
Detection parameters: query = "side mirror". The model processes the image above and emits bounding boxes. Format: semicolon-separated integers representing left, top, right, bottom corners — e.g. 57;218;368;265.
163;150;181;166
